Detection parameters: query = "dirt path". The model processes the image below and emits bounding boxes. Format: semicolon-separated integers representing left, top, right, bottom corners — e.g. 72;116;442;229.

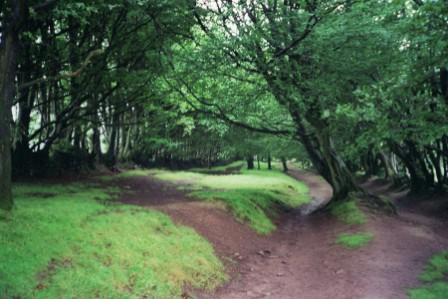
116;171;448;299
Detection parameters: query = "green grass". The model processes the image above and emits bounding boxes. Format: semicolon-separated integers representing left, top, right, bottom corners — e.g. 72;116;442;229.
407;252;448;299
330;199;373;250
336;232;373;249
0;183;226;299
191;189;277;234
419;252;448;282
152;167;310;234
330;200;366;225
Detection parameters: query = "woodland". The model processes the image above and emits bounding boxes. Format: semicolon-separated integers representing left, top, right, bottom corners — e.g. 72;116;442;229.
1;1;448;299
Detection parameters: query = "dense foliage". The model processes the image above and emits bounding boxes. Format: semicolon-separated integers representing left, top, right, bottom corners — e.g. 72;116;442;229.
1;0;448;209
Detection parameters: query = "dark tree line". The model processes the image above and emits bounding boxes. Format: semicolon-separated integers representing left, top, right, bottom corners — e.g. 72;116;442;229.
0;0;196;209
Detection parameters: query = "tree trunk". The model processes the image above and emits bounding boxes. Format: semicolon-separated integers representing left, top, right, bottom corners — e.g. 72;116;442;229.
207;147;212;169
267;152;272;170
300;130;358;201
13;88;34;177
257;155;260;170
378;151;396;180
389;141;429;194
440;67;448;106
13;36;35;178
0;1;25;210
106;112;119;167
247;155;254;170
426;146;444;191
91;124;102;163
281;157;288;172
268;89;359;201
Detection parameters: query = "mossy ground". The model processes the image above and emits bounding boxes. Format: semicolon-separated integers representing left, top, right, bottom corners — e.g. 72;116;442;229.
0;183;226;299
408;251;448;299
152;165;310;234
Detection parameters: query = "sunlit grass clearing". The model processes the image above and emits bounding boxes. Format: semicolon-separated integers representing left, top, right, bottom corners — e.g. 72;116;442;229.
152;166;310;234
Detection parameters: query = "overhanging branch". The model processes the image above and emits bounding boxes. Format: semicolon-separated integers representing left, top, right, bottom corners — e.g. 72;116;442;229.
18;49;104;91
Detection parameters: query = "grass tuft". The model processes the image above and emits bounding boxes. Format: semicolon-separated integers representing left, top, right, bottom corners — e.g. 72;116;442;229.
0;183;226;299
330;200;366;225
408;251;448;299
336;232;373;249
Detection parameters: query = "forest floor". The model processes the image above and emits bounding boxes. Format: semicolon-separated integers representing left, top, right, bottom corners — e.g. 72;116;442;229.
116;169;448;299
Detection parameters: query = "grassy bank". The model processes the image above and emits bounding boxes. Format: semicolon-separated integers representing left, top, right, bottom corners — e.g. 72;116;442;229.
152;167;310;234
0;183;226;299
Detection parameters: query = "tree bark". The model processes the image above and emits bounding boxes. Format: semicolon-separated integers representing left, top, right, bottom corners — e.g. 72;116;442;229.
0;1;26;210
299;129;358;201
267;152;272;170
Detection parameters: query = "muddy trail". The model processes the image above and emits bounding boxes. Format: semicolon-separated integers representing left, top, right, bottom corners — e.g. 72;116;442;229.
116;170;448;299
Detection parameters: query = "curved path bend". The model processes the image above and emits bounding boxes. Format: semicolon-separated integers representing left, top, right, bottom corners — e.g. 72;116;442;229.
117;170;448;299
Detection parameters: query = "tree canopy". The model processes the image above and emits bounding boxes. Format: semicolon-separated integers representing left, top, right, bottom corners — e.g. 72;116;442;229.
1;0;448;209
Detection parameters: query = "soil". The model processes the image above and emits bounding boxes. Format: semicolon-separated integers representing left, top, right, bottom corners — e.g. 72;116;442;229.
115;170;448;299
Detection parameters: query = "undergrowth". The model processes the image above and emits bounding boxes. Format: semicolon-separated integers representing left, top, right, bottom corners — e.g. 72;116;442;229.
0;183;226;299
152;166;310;234
408;251;448;299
